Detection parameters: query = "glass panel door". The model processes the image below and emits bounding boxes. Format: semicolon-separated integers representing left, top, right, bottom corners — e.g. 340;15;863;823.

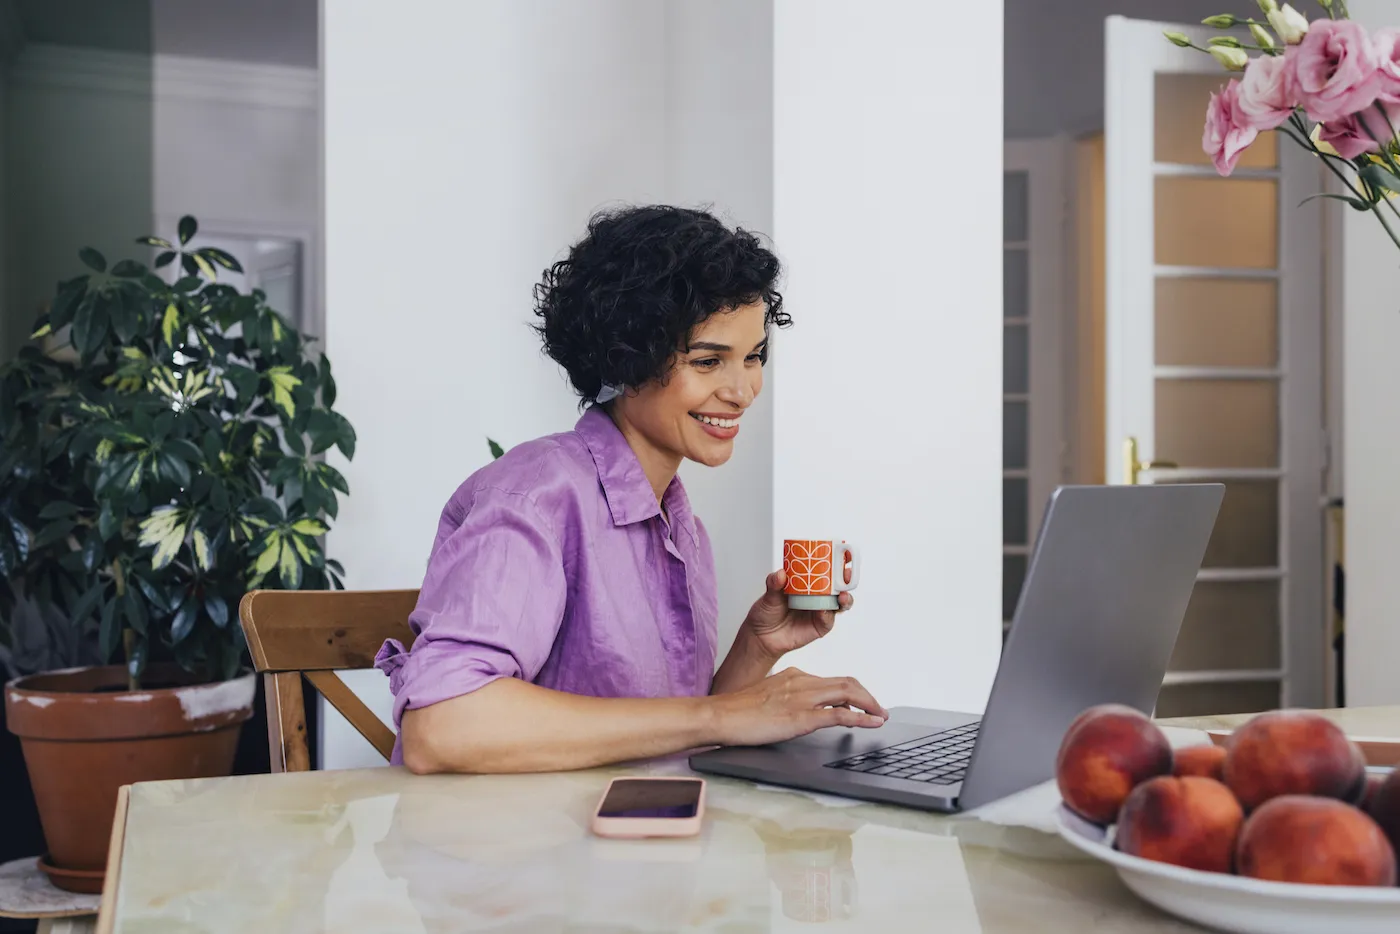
1105;17;1325;714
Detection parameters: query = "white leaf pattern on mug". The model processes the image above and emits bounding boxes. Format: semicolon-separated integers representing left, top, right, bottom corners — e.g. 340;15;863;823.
784;541;833;594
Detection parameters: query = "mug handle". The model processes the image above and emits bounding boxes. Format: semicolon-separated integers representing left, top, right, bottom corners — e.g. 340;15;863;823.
835;543;860;592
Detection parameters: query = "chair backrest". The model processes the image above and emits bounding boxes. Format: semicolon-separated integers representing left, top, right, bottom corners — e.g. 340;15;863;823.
239;589;418;772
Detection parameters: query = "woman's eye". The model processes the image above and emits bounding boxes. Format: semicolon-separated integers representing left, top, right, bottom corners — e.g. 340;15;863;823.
746;353;764;364
693;358;720;369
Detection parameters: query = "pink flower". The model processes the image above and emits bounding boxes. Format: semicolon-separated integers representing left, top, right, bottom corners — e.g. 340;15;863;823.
1317;113;1383;158
1293;19;1382;123
1316;101;1400;159
1237;53;1297;130
1374;27;1400;102
1203;80;1259;176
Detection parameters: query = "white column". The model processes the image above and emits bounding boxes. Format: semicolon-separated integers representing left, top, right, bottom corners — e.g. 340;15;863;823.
1342;0;1400;706
771;0;1004;712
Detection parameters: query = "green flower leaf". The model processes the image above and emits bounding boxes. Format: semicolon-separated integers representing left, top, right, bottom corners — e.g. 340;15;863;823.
178;215;198;245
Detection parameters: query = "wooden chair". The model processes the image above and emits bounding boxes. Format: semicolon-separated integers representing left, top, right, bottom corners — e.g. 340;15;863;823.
238;589;419;772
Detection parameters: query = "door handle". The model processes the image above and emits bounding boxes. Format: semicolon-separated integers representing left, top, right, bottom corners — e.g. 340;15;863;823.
1123;436;1178;485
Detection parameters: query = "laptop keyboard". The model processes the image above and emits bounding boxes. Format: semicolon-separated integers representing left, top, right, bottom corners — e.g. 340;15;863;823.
824;722;980;785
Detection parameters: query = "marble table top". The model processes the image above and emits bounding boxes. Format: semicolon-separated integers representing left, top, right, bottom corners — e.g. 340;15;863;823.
108;706;1400;933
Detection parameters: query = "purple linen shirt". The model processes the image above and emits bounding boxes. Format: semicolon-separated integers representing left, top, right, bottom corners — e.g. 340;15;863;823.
375;406;719;765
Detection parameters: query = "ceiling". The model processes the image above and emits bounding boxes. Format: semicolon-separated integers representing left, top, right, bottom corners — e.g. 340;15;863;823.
12;0;317;68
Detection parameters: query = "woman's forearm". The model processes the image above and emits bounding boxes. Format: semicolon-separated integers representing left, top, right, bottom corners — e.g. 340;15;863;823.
399;677;720;774
711;624;779;695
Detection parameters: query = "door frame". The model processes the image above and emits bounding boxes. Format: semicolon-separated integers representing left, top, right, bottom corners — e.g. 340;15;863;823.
1003;138;1072;632
1104;15;1327;709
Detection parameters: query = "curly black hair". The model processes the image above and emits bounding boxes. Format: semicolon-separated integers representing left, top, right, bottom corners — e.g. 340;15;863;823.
533;205;788;407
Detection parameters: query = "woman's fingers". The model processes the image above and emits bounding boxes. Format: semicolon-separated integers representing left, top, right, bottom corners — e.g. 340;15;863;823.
767;569;787;593
811;706;885;730
803;675;887;720
836;592;853;613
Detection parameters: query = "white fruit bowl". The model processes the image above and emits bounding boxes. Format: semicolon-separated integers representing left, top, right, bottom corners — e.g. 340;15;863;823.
1056;793;1400;934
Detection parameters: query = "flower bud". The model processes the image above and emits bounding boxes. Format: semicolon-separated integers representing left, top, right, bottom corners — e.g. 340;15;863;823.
1209;46;1250;71
1267;4;1309;45
1250;23;1276;49
1164;31;1192;47
1203;14;1238;27
1209;35;1244;48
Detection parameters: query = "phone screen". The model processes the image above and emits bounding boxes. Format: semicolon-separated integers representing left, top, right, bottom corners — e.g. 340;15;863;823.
597;779;703;819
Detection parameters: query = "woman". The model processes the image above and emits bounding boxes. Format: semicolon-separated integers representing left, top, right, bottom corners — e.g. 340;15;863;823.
376;205;887;774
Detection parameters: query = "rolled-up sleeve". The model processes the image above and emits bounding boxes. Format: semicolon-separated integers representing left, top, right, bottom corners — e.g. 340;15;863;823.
375;488;567;728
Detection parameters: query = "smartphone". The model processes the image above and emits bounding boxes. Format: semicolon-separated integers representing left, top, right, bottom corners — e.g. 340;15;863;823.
589;776;706;839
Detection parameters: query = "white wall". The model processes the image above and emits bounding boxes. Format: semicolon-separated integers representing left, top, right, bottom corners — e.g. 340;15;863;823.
772;0;1003;713
666;0;775;672
1343;0;1400;707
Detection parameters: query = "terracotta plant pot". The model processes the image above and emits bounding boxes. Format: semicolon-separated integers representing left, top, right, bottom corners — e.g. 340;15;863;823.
4;664;255;893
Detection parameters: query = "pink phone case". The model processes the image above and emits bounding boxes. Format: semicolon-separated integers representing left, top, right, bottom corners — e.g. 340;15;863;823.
589;776;706;839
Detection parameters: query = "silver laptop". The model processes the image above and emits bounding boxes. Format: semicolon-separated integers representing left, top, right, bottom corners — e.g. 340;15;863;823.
690;483;1225;812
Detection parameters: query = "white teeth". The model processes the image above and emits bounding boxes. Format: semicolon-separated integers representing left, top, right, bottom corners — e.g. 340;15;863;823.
693;414;738;429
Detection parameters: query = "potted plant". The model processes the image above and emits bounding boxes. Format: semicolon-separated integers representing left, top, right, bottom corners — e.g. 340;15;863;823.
0;216;354;892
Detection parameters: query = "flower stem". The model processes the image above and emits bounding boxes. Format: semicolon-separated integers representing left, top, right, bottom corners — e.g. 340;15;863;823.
1278;121;1400;251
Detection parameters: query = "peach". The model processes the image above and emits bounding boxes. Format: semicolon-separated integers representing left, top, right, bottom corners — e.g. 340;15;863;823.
1115;776;1244;873
1223;710;1366;812
1367;769;1400;854
1173;745;1228;782
1236;795;1397;887
1356;773;1387;812
1055;704;1173;825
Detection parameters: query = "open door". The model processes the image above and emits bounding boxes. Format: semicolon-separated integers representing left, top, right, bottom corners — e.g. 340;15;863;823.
1104;16;1325;715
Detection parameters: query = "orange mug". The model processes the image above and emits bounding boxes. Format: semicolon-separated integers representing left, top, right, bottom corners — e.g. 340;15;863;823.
783;539;861;610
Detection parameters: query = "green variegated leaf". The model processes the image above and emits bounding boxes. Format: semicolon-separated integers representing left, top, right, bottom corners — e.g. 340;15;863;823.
192;529;212;570
278;537;301;589
178;215;197;245
253;533;281;575
290;518;328;537
162;302;180;347
138;506;187;570
192;253;217;281
289;533;312;565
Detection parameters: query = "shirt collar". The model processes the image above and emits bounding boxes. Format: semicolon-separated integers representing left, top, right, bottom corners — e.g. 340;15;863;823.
576;406;668;527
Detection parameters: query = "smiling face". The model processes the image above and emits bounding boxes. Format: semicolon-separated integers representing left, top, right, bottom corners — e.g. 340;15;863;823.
611;302;768;482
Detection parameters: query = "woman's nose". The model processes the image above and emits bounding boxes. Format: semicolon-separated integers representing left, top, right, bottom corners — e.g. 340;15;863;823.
717;373;756;407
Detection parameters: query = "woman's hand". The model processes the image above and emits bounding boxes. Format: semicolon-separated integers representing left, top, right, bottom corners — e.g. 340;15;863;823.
707;668;888;747
742;567;852;660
